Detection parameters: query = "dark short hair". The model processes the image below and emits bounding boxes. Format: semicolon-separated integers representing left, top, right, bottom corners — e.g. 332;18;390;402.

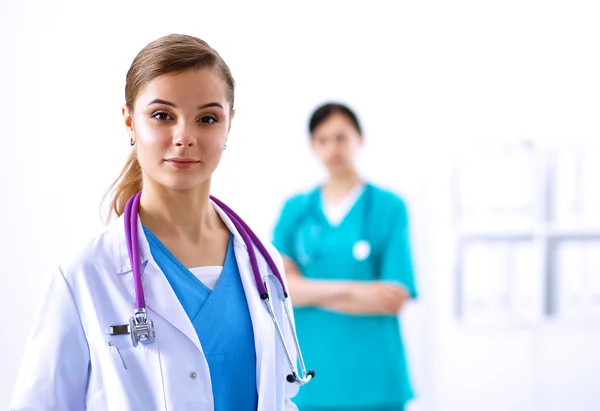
308;102;362;136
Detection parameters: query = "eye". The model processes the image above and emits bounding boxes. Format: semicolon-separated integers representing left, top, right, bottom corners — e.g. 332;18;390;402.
199;114;218;124
151;111;172;121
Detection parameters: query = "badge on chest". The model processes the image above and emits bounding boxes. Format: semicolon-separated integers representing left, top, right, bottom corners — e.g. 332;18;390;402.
352;240;371;261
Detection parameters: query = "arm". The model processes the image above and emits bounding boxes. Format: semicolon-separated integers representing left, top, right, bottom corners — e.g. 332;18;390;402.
283;257;408;315
376;197;418;307
320;281;410;314
282;257;353;306
9;267;90;411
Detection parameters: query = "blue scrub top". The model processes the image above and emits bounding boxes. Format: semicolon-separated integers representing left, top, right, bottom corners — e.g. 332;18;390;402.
272;183;417;410
144;228;259;411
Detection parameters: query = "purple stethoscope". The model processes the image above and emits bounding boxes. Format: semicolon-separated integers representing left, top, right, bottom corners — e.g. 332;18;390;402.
123;192;315;385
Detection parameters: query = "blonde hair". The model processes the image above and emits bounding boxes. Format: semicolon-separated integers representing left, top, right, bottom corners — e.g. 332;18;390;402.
103;34;235;221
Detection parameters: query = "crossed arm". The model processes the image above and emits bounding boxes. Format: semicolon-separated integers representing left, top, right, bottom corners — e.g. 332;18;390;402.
282;257;411;315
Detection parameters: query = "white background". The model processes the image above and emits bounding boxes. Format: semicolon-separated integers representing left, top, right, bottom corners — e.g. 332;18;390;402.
1;1;600;410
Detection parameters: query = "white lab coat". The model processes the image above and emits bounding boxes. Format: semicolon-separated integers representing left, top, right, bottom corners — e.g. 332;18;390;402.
9;203;300;411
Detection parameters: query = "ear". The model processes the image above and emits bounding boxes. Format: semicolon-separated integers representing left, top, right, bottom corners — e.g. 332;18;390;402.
122;104;134;139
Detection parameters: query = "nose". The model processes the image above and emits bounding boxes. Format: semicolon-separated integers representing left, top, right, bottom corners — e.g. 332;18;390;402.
172;125;196;147
326;137;343;147
324;139;341;153
173;136;194;147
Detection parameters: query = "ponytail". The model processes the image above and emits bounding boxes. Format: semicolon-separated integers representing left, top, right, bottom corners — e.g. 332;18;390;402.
103;151;142;223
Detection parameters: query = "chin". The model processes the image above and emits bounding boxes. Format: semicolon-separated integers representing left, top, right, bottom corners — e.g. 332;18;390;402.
162;177;209;192
327;163;351;173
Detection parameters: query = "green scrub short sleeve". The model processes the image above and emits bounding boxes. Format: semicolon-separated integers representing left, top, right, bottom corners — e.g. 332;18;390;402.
272;196;300;262
380;198;418;298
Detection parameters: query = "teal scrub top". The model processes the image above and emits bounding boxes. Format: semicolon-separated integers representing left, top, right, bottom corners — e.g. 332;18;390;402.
272;183;417;410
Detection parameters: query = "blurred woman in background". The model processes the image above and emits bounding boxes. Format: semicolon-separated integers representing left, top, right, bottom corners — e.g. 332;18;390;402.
272;102;418;411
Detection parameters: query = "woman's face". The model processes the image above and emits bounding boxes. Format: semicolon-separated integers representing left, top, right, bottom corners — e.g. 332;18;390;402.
123;68;234;192
310;113;363;174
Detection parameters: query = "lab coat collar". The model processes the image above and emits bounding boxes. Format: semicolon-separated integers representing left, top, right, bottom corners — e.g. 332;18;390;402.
111;200;248;276
113;212;151;276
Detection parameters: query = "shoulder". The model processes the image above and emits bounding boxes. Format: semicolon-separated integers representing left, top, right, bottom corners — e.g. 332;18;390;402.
280;187;318;212
276;187;319;222
56;218;123;287
366;183;409;219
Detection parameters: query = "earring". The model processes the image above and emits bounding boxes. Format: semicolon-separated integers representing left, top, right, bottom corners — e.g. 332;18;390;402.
130;138;135;146
223;143;227;150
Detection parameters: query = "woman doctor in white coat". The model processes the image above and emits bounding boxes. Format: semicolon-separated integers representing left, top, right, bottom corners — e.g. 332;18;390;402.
9;33;305;411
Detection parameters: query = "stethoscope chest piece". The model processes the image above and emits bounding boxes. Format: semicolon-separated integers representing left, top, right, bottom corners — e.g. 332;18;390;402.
129;308;155;348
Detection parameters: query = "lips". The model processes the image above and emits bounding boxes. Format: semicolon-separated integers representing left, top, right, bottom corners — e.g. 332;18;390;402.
164;157;200;169
165;157;198;163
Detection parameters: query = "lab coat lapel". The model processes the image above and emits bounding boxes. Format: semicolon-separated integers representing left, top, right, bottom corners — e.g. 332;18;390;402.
212;203;277;409
142;261;203;353
233;245;277;409
115;214;203;354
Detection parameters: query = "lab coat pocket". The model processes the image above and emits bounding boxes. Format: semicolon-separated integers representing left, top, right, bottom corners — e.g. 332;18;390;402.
103;342;166;411
86;388;106;410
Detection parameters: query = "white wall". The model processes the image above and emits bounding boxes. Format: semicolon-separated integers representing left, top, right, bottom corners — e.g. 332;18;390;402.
1;1;600;410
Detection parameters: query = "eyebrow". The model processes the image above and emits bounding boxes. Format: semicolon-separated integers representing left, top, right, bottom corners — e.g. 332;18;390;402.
147;99;224;110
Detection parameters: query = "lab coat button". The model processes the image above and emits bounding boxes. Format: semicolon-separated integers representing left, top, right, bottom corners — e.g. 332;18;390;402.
189;371;198;379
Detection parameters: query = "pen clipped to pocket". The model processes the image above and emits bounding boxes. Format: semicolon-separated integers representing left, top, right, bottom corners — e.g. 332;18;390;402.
108;341;128;370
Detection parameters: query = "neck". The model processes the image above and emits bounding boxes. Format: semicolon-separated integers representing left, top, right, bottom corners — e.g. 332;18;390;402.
323;168;363;199
138;181;219;243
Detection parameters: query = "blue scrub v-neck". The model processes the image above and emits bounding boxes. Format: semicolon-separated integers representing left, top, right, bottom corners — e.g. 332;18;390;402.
144;228;258;411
